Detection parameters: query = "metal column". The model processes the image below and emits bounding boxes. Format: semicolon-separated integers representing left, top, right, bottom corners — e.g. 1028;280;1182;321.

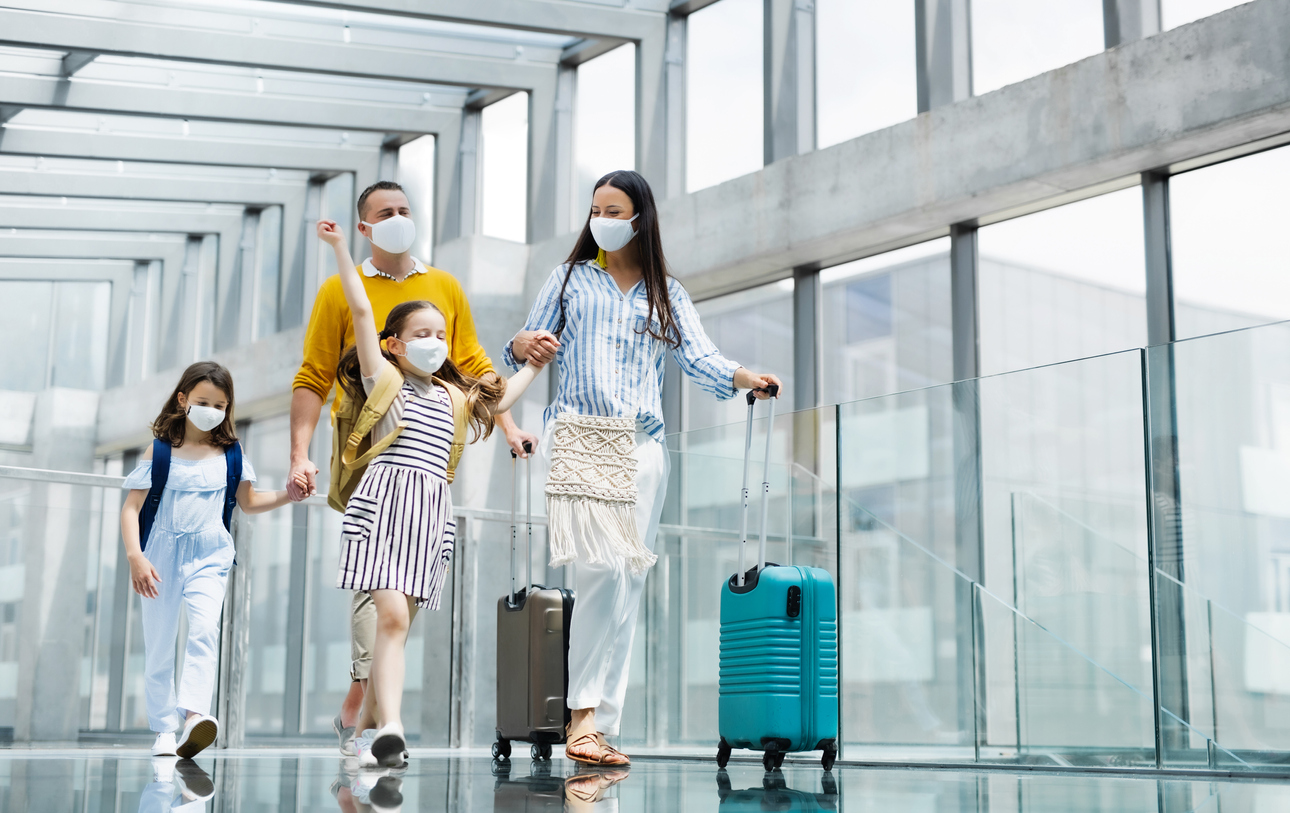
763;0;816;164
1103;0;1162;47
915;0;972;113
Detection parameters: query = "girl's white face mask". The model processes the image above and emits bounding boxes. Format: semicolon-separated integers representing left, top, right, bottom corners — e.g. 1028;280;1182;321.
589;214;639;253
186;404;226;432
396;336;448;375
362;214;416;254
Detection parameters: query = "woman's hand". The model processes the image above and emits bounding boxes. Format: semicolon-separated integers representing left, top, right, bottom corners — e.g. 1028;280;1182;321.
128;552;161;599
513;330;560;366
734;368;783;399
316;219;347;248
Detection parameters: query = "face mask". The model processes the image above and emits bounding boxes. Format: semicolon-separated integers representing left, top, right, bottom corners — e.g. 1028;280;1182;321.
589;214;639;253
396;336;448;375
362;214;416;254
186;404;226;432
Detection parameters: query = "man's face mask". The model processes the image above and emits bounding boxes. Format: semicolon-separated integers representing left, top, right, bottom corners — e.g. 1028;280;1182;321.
362;214;416;254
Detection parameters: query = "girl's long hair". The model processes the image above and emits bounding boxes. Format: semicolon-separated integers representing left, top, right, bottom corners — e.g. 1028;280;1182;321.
559;170;680;348
337;300;505;442
152;361;239;449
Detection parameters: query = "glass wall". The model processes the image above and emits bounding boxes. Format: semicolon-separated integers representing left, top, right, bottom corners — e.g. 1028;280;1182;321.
1169;145;1290;340
971;0;1104;95
815;0;917;149
0;280;110;392
396;135;436;264
686;0;763;193
573;44;636;225
978;187;1147;376
821;239;952;404
481;92;529;243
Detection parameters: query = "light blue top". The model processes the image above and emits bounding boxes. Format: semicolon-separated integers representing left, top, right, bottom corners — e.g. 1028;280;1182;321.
504;261;740;440
123;452;257;541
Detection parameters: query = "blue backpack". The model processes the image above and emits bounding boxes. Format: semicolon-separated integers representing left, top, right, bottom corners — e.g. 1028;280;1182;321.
138;438;243;552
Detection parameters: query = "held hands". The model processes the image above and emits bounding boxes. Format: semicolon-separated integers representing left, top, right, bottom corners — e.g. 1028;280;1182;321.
128;553;162;599
316;219;347;248
734;368;783;400
513;329;560;367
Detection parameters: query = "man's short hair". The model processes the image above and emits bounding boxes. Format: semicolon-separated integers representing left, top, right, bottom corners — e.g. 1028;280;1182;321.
357;180;405;221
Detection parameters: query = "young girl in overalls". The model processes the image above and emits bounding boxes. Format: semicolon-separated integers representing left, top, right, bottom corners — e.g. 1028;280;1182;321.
120;361;296;758
316;219;544;768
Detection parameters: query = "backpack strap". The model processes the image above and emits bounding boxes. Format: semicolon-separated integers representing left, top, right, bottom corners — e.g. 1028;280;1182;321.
223;441;242;532
340;361;407;469
139;438;170;553
436;380;469;484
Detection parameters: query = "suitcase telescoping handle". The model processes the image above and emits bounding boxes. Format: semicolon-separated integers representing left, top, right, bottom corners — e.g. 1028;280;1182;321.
737;384;778;587
510;441;535;602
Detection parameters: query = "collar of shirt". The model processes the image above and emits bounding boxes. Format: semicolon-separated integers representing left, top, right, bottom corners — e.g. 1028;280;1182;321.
361;257;429;281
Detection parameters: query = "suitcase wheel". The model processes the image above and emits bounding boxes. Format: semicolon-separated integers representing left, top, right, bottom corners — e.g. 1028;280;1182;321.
492;736;511;760
716;738;732;769
762;747;784;772
822;746;836;772
531;742;552;761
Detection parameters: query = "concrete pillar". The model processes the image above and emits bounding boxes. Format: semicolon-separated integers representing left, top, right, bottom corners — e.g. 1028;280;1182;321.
12;388;99;741
1103;0;1162;47
554;65;577;236
915;0;972;113
764;0;817;164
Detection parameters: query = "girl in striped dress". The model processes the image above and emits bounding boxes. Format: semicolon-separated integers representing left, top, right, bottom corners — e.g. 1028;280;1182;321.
316;219;543;767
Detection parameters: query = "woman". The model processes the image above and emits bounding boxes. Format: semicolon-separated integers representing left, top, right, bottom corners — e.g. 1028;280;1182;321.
506;170;780;766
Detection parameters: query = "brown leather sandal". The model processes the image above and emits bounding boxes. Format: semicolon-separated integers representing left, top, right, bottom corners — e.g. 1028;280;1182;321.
564;730;605;766
596;734;630;766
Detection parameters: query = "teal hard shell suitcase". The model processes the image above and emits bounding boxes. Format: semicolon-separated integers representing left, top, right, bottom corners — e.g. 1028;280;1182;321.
716;387;839;772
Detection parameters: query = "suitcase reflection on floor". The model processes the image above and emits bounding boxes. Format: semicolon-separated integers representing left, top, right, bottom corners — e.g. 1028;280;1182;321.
492;760;628;812
715;768;839;811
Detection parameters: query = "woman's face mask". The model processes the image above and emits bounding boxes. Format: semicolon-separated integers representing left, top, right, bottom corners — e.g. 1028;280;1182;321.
589;214;638;253
393;336;448;375
186;404;226;432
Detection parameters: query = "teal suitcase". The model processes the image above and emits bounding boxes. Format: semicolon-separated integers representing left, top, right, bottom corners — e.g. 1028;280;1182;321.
716;387;839;772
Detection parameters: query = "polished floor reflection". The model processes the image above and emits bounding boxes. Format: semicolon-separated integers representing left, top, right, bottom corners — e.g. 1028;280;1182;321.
2;748;1289;812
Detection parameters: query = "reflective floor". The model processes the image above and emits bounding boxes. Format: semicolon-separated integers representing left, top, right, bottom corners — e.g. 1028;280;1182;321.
2;747;1290;812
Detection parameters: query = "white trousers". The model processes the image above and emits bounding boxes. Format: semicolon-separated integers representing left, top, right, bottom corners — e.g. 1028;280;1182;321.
544;426;669;736
140;531;234;733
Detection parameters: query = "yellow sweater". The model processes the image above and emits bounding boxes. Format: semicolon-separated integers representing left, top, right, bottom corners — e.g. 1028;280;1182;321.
292;264;494;413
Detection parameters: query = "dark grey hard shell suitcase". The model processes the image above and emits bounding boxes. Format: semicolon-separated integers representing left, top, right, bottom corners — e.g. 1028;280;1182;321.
494;443;574;762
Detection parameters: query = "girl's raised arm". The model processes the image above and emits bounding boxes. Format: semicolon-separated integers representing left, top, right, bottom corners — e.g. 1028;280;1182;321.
316;220;384;379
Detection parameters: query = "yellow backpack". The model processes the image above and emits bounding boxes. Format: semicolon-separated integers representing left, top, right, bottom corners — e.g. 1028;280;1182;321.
327;361;469;513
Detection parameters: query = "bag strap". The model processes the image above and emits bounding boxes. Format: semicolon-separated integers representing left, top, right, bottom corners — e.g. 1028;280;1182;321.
139;438;170;553
437;380;469;484
223;441;242;532
340;361;407;469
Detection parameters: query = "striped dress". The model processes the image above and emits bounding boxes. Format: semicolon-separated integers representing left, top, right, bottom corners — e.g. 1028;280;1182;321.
337;379;457;610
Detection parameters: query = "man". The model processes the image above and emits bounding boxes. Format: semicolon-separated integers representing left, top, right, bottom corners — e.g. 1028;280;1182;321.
288;180;537;753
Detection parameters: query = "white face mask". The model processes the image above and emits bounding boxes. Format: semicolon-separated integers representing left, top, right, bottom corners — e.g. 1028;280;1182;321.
589;214;639;253
362;214;416;254
396;336;448;375
186;404;226;432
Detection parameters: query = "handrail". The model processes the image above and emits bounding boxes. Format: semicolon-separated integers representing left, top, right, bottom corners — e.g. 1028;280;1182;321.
0;465;125;488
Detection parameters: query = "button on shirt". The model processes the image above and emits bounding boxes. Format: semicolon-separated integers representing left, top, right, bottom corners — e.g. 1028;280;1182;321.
504;260;740;440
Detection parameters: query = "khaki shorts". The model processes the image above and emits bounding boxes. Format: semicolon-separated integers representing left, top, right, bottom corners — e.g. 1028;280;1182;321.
349;590;419;681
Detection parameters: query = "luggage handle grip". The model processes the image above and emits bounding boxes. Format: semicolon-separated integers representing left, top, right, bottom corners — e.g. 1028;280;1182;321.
744;383;780;406
509;440;535;460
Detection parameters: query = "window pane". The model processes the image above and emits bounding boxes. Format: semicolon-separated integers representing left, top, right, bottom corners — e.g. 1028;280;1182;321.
320;173;355;280
978;187;1147;376
816;0;917;149
574;44;636;225
1170;146;1290;340
397;135;436;263
687;0;763;193
1163;0;1247;29
481;92;529;243
687;280;794;433
50;281;110;390
822;238;952;404
0;281;52;392
256;205;283;339
971;0;1104;96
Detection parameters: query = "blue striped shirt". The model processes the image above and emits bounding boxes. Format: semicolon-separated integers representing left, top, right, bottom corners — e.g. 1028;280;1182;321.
504;261;740;440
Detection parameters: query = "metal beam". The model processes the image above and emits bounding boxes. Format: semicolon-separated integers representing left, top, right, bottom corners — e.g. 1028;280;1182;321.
1142;172;1174;346
670;0;725;15
764;0;816;164
60;50;97;77
1104;0;1163;47
915;0;972;112
272;0;664;39
0;199;245;235
0;8;557;91
0;73;463;134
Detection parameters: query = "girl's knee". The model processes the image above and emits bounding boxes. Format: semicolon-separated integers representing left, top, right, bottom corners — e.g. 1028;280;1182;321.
375;603;411;636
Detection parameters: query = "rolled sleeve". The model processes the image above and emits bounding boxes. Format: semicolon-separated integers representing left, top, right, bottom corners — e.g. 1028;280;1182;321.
670;280;740;400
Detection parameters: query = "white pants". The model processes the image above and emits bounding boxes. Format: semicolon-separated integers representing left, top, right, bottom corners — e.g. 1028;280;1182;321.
544;426;669;736
140;531;234;733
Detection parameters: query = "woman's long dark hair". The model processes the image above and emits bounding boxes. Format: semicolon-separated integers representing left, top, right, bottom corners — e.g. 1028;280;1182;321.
152;361;239;449
560;170;680;348
337;300;506;442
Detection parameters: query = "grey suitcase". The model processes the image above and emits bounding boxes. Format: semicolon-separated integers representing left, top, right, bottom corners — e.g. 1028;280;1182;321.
492;760;564;812
494;443;574;762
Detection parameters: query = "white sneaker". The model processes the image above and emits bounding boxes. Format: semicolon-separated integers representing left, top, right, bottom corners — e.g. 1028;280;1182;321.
355;728;379;768
151;732;178;757
371;724;407;769
151;754;178;781
176;714;219;759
